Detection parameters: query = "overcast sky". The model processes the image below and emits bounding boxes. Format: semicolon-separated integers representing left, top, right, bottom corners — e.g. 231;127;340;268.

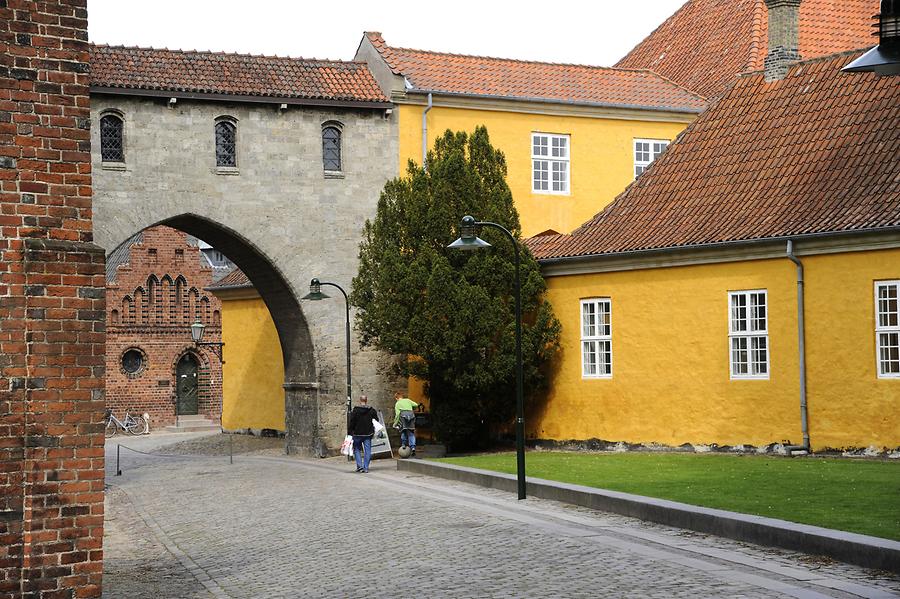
87;0;687;67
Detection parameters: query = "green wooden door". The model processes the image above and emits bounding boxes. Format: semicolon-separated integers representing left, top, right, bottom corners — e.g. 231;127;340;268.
176;353;199;415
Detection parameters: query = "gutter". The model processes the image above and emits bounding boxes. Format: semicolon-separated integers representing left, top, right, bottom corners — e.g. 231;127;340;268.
90;86;391;110
537;226;900;268
422;92;433;170
405;88;705;114
785;240;811;453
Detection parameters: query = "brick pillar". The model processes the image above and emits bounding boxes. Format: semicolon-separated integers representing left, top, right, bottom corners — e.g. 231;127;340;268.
0;2;105;598
764;0;802;81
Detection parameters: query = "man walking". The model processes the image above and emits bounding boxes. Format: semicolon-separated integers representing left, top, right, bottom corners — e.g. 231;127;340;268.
393;392;420;456
348;395;378;472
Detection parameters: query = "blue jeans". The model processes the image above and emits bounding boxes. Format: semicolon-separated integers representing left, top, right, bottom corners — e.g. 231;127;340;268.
400;429;416;450
353;435;372;471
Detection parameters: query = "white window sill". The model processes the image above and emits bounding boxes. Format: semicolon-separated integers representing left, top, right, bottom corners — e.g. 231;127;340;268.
877;373;900;379
582;375;612;380
324;170;345;179
216;166;240;176
532;190;571;196
730;375;770;381
101;162;126;171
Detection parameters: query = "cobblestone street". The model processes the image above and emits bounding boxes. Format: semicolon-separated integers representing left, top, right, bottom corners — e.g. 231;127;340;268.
103;434;900;598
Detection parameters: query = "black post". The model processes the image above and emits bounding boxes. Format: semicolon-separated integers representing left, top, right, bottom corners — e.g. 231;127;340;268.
476;221;526;500
319;282;352;431
116;443;121;476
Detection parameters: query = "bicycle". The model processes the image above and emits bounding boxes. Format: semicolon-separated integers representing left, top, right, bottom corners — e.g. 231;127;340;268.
104;408;149;437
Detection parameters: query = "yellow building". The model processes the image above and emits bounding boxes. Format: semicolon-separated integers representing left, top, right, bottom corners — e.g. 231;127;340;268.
209;270;286;433
526;50;900;452
355;32;705;237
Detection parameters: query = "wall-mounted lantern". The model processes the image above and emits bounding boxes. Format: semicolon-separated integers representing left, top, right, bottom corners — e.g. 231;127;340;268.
190;320;225;363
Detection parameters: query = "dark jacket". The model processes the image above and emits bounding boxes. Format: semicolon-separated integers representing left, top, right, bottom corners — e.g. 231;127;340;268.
348;405;378;436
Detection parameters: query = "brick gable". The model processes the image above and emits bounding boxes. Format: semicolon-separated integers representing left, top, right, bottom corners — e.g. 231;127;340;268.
106;226;222;426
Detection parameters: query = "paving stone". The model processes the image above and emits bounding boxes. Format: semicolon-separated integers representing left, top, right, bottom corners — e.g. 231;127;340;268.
102;434;900;598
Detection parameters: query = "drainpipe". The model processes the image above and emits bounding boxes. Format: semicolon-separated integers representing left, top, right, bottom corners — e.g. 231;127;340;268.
422;92;432;171
786;240;810;453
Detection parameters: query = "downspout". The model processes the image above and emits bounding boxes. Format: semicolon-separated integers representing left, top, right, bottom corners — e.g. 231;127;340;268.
422;92;432;171
786;240;810;453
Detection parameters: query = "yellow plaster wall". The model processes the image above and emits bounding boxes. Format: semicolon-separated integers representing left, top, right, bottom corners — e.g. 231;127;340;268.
398;104;690;237
220;297;285;431
533;249;900;450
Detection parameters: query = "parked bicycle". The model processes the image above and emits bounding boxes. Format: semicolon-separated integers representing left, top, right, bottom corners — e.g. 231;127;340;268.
104;408;149;437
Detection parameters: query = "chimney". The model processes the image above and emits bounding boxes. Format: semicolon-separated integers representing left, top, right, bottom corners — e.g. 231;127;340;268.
764;0;802;81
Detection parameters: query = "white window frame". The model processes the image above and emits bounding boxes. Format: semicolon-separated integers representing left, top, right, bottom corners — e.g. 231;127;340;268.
728;290;769;380
633;138;669;179
875;280;900;378
532;132;570;195
581;298;612;379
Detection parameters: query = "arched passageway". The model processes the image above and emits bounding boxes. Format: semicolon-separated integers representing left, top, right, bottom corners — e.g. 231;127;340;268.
106;214;321;453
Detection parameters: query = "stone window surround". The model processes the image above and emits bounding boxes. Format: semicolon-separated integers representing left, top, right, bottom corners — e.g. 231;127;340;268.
322;120;344;178
214;115;239;175
100;108;127;171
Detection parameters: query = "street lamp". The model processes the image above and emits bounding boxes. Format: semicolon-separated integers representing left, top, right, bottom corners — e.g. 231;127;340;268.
448;215;526;500
843;1;900;75
301;278;352;432
190;320;225;363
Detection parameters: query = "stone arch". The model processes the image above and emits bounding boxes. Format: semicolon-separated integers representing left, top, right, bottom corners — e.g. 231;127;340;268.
103;214;319;453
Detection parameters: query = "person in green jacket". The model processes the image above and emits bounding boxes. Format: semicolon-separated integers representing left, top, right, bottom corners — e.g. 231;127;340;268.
393;392;420;456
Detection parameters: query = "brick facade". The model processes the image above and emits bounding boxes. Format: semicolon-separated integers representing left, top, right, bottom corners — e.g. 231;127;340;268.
106;225;222;427
0;1;104;597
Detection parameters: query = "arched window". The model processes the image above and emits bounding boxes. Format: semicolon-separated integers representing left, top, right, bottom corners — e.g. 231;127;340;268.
100;113;124;162
322;125;342;171
215;119;237;167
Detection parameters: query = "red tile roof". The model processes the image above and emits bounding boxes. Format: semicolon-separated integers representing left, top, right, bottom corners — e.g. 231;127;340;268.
364;33;706;113
207;267;251;290
615;0;878;98
90;45;389;104
528;51;900;261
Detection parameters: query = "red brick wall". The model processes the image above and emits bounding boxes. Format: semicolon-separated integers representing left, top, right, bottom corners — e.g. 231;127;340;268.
106;226;222;427
0;1;104;597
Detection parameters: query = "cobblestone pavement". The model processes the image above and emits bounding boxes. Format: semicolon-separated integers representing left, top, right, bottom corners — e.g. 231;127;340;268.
103;434;900;598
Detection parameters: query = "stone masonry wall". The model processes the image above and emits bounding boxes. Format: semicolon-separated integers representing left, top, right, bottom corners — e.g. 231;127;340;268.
0;2;104;597
90;94;401;451
106;225;222;428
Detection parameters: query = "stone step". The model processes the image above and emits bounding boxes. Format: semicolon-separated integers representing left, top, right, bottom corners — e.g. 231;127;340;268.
164;415;221;433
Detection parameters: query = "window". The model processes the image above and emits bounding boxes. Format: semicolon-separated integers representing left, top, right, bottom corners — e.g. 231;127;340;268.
100;113;124;162
322;125;342;171
729;290;769;379
634;139;669;178
581;298;612;378
532;133;569;194
876;281;900;378
215;119;237;167
121;348;145;375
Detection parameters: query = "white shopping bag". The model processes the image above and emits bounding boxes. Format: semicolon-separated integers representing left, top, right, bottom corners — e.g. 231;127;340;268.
340;435;353;456
372;418;385;435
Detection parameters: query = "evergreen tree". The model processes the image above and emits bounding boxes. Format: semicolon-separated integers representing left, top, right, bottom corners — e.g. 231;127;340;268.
351;127;560;450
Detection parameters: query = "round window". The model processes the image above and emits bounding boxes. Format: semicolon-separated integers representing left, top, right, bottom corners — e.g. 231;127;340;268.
122;349;144;374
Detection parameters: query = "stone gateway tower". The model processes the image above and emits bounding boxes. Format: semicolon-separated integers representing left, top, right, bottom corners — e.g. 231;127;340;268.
0;2;106;597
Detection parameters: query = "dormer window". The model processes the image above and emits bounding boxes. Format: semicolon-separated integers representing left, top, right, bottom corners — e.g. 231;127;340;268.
100;113;124;162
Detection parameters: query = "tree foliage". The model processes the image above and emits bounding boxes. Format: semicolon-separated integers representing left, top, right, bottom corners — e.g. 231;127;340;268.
351;127;560;450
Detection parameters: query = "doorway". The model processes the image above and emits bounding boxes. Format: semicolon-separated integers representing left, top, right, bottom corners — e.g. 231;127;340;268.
176;353;199;415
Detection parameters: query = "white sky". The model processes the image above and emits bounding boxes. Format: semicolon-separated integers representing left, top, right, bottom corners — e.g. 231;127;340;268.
87;0;687;67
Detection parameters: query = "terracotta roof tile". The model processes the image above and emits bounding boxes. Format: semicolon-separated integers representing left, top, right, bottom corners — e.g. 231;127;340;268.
207;267;251;289
90;44;389;104
531;51;900;260
365;33;706;113
615;0;878;98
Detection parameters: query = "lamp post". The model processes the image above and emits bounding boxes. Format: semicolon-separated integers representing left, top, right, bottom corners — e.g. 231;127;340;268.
301;278;352;432
448;215;526;500
843;1;900;75
190;320;225;363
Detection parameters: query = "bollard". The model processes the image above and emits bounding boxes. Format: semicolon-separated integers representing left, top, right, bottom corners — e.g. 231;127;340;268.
116;444;122;476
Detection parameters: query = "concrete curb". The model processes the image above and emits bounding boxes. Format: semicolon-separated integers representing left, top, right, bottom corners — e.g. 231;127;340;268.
397;459;900;574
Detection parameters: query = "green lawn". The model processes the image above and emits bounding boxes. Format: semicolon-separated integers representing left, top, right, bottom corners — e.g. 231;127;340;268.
436;452;900;540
